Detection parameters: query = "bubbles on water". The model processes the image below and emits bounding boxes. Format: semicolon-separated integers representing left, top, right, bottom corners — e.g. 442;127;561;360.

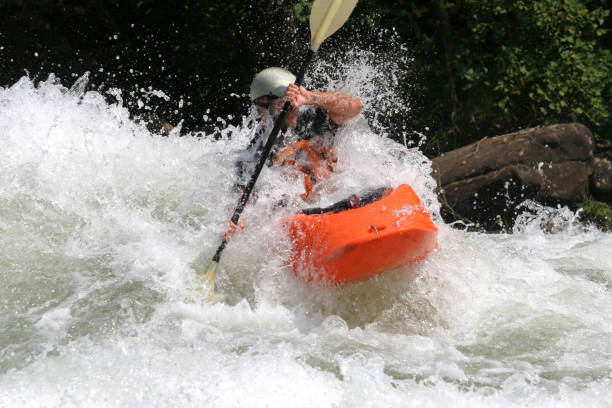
320;315;349;333
513;200;588;235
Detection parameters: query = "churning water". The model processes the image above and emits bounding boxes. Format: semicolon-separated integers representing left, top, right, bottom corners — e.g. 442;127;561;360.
1;66;611;407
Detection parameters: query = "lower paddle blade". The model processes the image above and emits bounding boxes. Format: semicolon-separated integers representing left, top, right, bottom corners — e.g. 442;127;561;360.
201;261;218;301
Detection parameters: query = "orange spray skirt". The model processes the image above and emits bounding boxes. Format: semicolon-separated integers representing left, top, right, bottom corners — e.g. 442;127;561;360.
286;184;438;284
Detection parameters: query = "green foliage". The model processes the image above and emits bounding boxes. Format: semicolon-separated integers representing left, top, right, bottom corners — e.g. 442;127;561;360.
354;0;612;152
459;0;611;128
1;0;610;149
579;196;612;230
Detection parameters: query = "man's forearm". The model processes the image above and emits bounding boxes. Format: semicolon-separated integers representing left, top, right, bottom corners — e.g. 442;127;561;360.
306;91;363;124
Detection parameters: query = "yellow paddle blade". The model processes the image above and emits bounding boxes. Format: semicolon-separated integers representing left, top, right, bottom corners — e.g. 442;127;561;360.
201;260;218;301
310;0;358;51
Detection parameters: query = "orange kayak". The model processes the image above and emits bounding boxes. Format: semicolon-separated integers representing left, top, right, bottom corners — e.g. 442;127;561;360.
286;184;438;283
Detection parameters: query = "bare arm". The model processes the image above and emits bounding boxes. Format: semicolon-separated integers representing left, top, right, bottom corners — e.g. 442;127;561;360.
285;84;363;125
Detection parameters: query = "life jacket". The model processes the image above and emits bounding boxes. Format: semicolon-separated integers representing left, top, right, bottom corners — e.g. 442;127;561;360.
273;138;337;202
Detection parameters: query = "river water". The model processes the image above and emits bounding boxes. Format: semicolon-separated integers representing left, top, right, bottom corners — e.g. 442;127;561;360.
1;68;611;407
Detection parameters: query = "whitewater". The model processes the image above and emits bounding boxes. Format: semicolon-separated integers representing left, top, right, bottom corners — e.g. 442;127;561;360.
1;65;611;407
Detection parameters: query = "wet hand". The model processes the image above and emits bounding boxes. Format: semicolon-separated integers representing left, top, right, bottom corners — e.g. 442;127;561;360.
285;83;309;109
222;219;244;241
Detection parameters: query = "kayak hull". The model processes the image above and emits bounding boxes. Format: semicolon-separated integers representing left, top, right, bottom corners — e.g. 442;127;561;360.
287;184;438;283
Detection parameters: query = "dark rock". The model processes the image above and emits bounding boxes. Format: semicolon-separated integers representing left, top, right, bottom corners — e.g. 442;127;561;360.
592;157;612;202
539;161;590;202
433;123;593;186
432;123;594;230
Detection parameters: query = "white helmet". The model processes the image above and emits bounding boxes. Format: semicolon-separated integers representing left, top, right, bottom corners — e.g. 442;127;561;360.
250;67;296;101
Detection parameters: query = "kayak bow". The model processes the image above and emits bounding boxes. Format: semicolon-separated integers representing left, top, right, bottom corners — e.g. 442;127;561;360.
287;184;438;283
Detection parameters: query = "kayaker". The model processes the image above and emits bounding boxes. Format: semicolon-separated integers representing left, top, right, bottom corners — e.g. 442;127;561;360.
235;67;363;199
226;67;362;240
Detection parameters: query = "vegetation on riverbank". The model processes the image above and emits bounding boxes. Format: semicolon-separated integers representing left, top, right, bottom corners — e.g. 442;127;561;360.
579;196;612;231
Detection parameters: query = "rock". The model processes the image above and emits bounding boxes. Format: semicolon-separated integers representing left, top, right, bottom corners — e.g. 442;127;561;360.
433;123;593;185
432;123;594;230
591;157;612;202
540;161;590;202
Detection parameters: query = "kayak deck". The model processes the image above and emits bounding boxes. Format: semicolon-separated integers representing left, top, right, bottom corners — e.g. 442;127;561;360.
286;184;438;283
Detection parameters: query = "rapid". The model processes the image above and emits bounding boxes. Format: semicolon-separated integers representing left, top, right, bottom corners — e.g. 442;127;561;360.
1;54;611;407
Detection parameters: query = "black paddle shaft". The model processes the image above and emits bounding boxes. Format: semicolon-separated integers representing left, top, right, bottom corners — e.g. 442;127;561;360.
212;50;316;262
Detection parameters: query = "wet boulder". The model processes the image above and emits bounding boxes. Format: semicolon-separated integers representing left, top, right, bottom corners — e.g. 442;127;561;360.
431;123;594;230
591;157;612;202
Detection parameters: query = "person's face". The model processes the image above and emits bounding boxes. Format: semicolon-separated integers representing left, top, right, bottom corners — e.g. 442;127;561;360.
254;96;298;129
